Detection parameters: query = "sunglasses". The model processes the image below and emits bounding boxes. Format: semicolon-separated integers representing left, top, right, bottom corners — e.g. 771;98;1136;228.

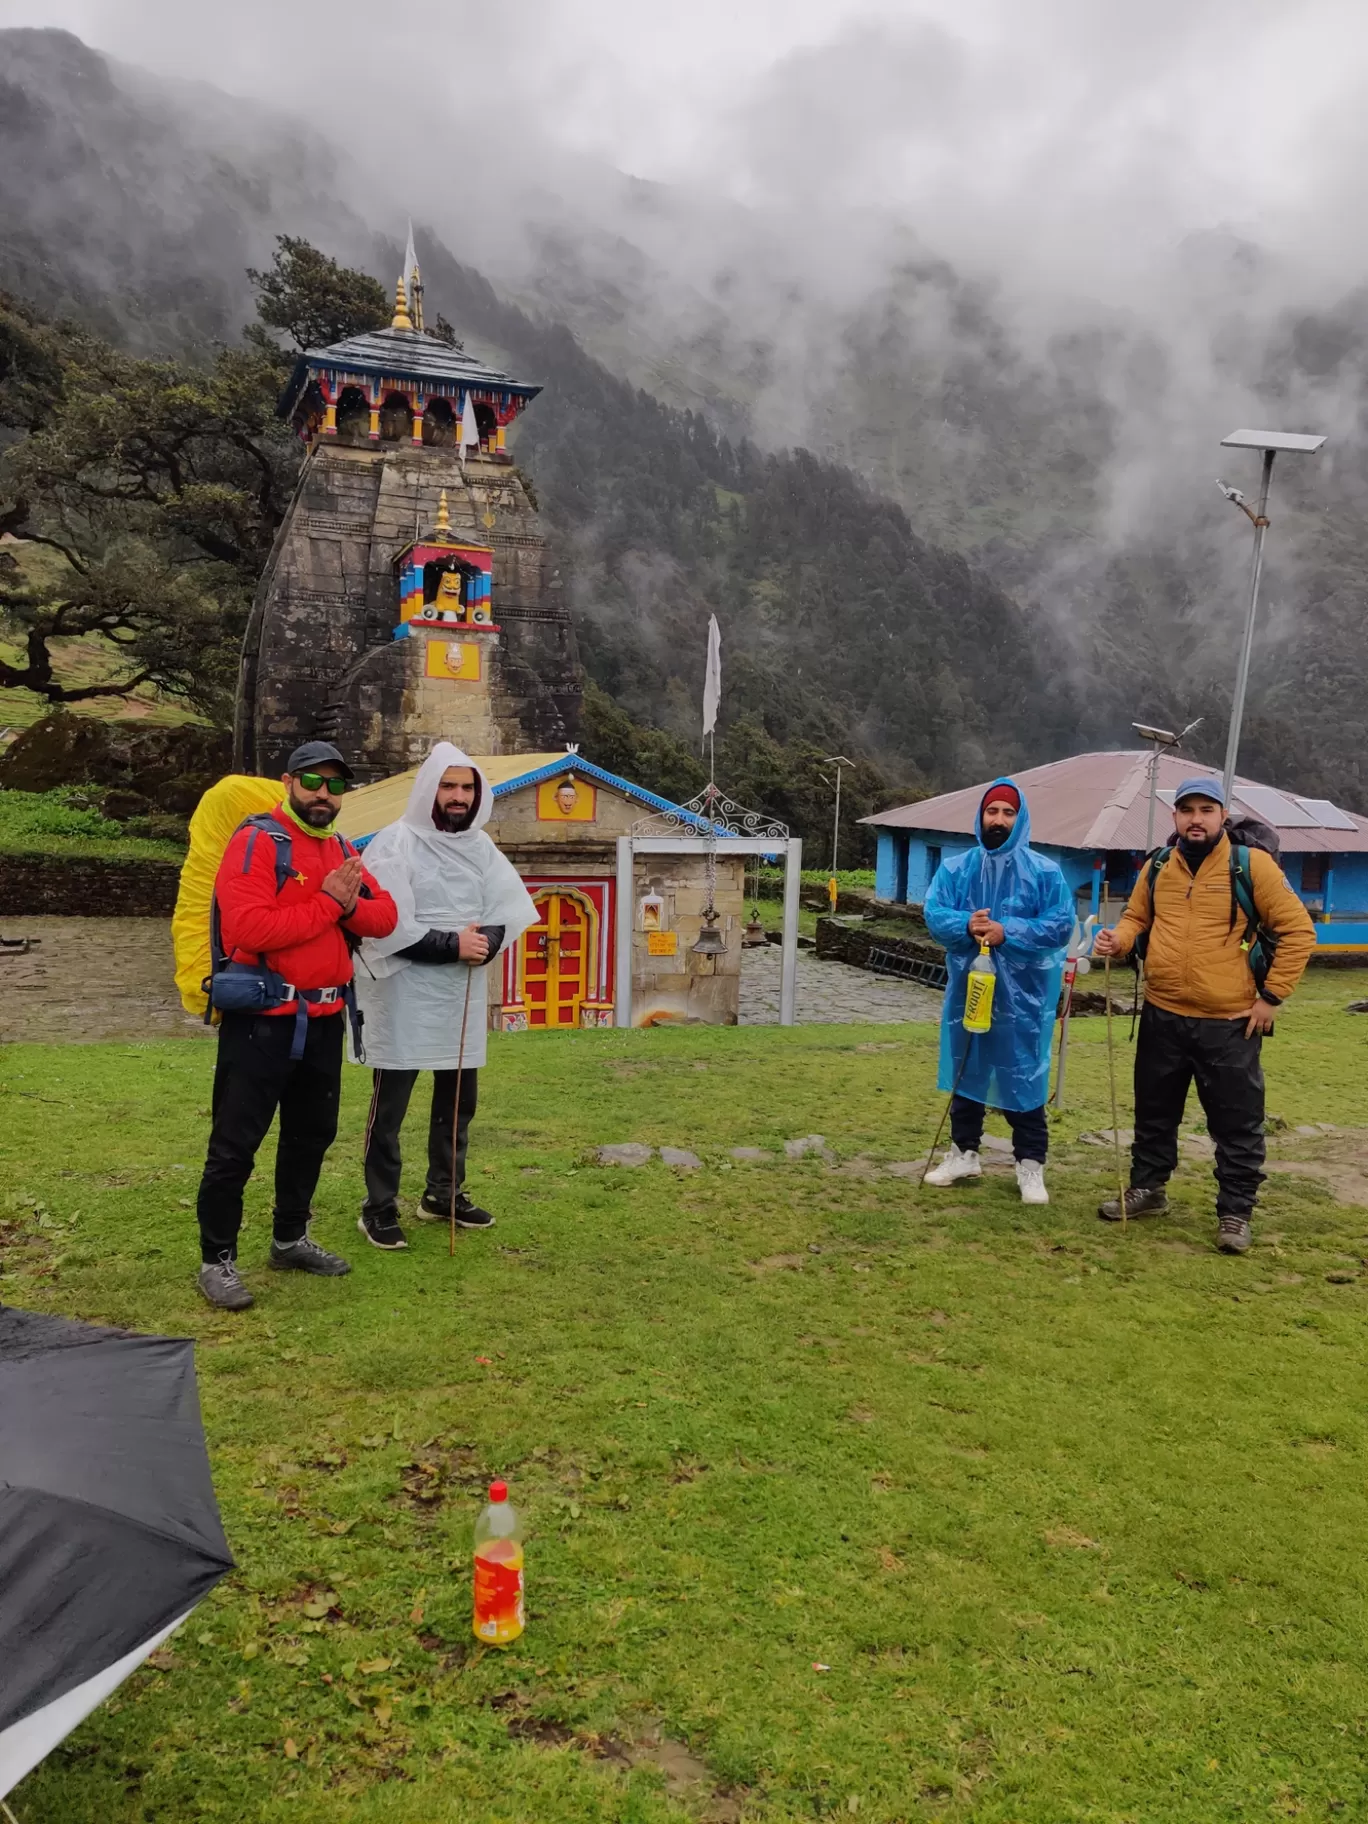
295;771;349;796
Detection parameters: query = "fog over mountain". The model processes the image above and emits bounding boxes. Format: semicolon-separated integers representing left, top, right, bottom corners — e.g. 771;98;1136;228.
3;2;1368;802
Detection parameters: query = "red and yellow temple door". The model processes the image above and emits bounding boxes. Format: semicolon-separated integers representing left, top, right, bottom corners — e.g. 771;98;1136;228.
521;890;592;1028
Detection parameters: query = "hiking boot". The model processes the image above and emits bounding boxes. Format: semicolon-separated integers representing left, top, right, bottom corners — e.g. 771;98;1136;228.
1015;1159;1049;1206
197;1256;254;1311
358;1209;407;1251
419;1190;495;1229
923;1145;982;1187
1216;1213;1253;1255
269;1230;352;1276
1097;1186;1169;1221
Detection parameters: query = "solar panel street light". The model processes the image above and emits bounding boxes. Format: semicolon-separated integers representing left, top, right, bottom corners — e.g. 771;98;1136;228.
1131;716;1203;851
1216;427;1327;806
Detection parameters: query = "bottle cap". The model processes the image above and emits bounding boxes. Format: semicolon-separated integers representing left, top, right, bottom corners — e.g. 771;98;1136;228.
489;1480;508;1503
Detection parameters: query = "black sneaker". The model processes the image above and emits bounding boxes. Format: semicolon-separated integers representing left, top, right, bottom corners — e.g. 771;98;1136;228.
1097;1186;1169;1221
269;1231;352;1275
1216;1213;1253;1255
419;1190;495;1230
357;1209;407;1251
197;1256;254;1311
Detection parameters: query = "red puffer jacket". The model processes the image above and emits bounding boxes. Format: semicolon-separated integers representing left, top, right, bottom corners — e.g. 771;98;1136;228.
215;810;397;1016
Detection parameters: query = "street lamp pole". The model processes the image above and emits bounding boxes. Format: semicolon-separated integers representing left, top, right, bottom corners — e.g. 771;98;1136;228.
823;756;854;875
1132;718;1203;852
1216;429;1326;806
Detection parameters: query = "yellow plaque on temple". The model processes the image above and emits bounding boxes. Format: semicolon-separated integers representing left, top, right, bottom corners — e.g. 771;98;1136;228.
647;931;677;956
424;640;481;681
536;774;596;821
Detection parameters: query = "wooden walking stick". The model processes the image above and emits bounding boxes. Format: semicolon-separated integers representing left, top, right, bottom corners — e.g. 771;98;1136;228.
449;963;475;1258
1102;885;1127;1228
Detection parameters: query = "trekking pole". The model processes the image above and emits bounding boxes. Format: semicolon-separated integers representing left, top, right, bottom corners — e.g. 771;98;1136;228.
918;1031;975;1190
449;964;476;1259
1102;886;1127;1229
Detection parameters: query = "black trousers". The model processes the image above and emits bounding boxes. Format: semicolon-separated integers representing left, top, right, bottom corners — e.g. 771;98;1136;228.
362;1068;478;1217
196;1010;343;1262
950;1096;1049;1162
1131;1003;1265;1214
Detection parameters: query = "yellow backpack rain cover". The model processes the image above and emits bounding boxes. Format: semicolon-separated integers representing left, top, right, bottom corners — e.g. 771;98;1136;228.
172;775;283;1017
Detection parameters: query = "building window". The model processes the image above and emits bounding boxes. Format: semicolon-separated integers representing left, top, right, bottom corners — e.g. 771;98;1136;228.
925;845;942;891
1300;855;1327;895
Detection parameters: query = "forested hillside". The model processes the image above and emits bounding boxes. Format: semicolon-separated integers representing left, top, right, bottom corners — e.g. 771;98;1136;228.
0;29;1099;856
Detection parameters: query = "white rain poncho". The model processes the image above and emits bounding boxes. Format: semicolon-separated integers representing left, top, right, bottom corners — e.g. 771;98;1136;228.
352;744;538;1070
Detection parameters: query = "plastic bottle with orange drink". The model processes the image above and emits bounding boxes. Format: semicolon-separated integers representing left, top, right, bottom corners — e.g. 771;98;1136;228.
472;1480;525;1644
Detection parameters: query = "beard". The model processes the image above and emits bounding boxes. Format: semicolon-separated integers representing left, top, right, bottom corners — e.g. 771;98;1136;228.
290;791;337;828
1178;830;1217;866
981;825;1010;850
432;796;478;832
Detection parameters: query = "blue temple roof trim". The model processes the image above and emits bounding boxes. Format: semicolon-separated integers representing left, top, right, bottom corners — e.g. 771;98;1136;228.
349;756;720;848
277;326;542;418
487;755;711;826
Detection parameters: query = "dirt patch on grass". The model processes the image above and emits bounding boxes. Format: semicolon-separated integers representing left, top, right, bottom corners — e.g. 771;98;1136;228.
1265;1129;1368;1207
506;1711;744;1822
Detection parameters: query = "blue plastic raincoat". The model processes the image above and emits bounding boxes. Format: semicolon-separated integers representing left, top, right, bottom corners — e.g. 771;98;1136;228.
923;777;1074;1111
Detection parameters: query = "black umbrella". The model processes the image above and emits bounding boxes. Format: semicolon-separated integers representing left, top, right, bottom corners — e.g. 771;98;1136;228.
0;1306;234;1799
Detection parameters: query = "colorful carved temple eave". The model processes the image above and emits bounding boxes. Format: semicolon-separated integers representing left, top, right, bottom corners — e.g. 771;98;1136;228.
278;325;542;457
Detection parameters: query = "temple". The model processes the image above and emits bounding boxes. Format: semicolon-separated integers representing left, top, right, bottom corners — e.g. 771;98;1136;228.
235;239;578;778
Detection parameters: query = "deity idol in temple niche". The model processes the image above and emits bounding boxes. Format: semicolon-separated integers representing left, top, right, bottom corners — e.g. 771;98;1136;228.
555;776;579;816
433;566;467;622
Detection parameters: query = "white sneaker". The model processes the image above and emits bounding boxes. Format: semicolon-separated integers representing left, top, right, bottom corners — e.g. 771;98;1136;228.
924;1144;982;1187
1016;1159;1049;1205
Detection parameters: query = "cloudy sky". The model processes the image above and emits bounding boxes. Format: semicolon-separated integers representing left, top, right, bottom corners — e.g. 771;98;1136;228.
3;0;1360;228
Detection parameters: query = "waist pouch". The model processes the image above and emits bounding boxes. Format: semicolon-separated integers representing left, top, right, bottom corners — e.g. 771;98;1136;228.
205;963;362;1062
206;960;296;1015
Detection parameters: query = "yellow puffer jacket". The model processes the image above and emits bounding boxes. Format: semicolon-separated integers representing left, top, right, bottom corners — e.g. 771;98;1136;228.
1111;834;1316;1017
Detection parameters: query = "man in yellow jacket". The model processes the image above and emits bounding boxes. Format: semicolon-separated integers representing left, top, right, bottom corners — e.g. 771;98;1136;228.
1092;776;1315;1254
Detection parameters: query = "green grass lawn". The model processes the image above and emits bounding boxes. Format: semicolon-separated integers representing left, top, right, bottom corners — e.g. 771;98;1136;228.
3;971;1368;1822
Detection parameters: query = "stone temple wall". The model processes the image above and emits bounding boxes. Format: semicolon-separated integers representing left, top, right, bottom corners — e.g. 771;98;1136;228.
236;443;579;780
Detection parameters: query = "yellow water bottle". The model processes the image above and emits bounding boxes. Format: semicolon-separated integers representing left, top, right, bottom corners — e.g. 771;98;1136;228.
963;943;996;1032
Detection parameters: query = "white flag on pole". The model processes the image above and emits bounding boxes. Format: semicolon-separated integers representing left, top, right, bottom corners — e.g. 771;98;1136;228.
459;392;480;456
702;613;722;740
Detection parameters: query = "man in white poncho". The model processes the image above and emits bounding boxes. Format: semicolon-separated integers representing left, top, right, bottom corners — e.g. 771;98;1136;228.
351;743;538;1249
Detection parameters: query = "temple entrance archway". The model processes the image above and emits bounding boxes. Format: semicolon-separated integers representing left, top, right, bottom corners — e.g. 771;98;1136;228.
379;391;413;442
422;397;456;446
334;385;369;446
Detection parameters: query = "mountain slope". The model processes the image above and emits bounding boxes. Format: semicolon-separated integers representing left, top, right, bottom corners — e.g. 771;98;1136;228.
0;26;1082;817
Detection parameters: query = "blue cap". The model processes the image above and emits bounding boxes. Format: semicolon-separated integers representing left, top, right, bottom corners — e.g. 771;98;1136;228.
1173;775;1225;807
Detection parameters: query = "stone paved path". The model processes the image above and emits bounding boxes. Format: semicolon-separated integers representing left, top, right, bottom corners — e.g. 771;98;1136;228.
0;917;941;1043
739;942;942;1025
0;916;209;1045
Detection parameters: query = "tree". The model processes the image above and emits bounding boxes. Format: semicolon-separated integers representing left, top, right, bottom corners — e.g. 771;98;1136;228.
0;297;303;716
0;239;397;721
247;236;389;352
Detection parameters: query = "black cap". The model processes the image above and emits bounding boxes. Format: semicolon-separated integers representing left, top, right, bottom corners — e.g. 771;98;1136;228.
284;740;355;780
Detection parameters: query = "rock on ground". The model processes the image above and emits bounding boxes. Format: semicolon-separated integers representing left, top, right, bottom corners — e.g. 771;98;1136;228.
595;1143;654;1167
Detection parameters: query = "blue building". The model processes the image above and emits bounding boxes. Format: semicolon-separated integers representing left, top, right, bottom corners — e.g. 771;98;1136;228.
862;751;1368;954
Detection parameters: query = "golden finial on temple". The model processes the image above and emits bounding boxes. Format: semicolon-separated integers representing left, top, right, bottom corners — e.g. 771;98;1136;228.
435;489;451;536
391;274;413;332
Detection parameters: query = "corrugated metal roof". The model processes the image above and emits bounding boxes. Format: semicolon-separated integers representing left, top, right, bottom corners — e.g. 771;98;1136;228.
862;751;1368;854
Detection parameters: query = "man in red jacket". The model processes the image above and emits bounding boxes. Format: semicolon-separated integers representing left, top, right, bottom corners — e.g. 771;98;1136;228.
195;742;397;1310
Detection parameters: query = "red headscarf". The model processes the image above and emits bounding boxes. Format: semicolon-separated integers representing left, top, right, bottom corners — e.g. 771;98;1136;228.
981;783;1021;814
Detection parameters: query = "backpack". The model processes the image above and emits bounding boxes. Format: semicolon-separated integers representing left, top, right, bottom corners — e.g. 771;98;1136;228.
200;806;366;1061
1133;815;1282;993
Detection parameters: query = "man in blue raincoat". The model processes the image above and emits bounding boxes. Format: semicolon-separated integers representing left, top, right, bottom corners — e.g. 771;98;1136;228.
922;779;1073;1204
